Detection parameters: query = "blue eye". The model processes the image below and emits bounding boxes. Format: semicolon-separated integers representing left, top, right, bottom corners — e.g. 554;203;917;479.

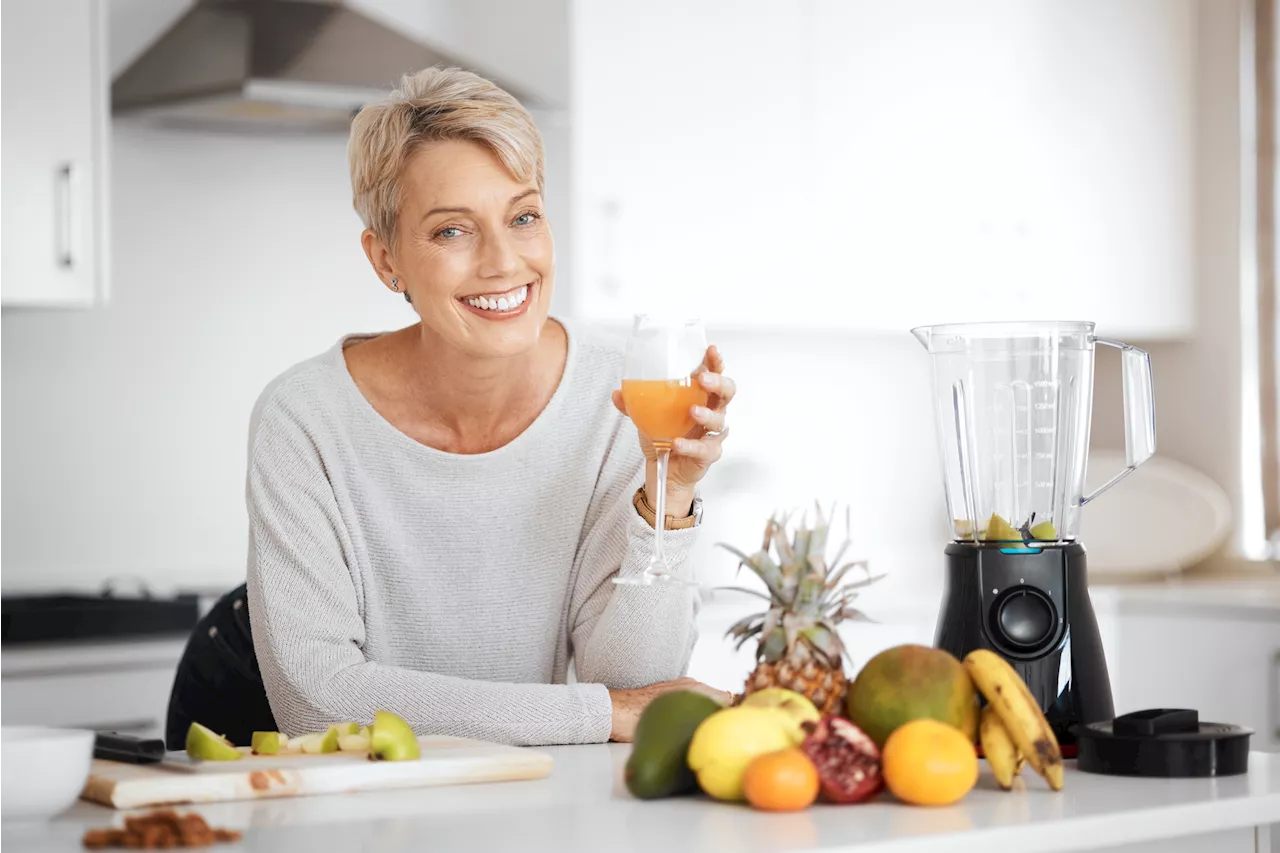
436;227;463;239
513;212;540;227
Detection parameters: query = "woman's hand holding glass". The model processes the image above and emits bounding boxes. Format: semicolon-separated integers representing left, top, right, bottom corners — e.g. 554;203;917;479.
610;316;735;585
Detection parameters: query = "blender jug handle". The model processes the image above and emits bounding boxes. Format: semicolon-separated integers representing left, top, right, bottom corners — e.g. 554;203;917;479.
1080;338;1157;505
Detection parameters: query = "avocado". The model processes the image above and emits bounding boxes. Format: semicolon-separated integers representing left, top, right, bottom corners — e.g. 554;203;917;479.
625;691;724;799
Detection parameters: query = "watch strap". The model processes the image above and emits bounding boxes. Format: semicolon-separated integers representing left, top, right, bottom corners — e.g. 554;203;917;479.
633;487;699;531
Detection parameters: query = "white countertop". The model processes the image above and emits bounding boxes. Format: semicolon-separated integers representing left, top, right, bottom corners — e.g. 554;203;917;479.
5;746;1278;853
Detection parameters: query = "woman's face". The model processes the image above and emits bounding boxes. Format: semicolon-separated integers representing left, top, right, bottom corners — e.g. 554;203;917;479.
372;139;554;360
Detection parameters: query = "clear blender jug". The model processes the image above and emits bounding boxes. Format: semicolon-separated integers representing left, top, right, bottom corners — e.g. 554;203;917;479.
911;321;1156;548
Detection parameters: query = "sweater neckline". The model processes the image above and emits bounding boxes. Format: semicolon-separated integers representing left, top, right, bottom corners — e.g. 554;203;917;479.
329;317;580;462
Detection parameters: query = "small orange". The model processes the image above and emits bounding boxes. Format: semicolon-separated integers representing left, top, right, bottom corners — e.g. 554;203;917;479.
882;719;978;806
742;748;820;812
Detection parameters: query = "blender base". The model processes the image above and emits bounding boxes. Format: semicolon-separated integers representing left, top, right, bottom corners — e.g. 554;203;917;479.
935;541;1114;750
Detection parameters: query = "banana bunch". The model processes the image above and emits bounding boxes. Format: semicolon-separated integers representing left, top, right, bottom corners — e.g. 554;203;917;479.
964;649;1064;791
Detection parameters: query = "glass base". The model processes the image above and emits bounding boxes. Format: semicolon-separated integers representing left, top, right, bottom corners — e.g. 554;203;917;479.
612;559;698;587
612;572;697;587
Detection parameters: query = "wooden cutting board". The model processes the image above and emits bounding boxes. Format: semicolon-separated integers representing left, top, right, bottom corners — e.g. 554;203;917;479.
81;736;554;810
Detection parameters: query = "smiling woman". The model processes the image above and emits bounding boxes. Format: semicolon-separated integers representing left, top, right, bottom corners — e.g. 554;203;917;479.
163;67;737;750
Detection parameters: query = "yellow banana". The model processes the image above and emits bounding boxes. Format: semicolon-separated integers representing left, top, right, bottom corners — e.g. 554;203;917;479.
964;649;1064;791
979;705;1023;790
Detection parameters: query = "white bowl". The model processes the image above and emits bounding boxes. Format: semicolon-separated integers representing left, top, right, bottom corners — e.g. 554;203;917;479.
1;726;95;820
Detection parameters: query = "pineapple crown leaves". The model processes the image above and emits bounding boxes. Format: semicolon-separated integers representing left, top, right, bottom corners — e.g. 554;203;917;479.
717;502;887;668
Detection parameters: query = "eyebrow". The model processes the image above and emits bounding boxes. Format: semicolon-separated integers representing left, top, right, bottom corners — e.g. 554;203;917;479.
420;188;541;222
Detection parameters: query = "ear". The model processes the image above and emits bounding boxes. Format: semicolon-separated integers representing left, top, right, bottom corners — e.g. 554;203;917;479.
361;229;399;291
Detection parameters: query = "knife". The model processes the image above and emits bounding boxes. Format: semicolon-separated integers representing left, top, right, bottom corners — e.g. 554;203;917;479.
94;732;167;764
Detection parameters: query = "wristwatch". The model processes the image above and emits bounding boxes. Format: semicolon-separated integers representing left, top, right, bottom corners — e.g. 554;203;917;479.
633;487;703;530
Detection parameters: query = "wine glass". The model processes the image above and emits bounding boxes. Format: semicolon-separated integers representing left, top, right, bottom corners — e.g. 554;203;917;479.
613;315;709;586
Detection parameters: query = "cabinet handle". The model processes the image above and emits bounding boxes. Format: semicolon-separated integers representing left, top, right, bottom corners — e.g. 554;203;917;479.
55;163;76;269
1272;650;1280;741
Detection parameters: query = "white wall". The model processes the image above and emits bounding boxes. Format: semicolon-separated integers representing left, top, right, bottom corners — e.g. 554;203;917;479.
1;0;1257;601
2;122;399;593
1091;0;1256;570
0;112;943;599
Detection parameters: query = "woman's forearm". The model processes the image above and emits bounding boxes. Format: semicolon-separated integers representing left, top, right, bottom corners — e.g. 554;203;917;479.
571;509;701;688
258;651;613;747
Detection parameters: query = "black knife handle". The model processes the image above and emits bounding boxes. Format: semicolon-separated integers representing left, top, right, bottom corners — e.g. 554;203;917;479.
94;732;166;764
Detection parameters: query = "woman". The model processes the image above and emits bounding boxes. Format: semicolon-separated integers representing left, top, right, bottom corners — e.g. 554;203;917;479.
165;66;734;748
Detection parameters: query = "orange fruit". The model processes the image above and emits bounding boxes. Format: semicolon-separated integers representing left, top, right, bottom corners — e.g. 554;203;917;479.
742;748;820;812
881;719;978;806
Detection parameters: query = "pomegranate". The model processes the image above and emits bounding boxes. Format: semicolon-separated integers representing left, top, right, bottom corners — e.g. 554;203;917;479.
799;716;883;804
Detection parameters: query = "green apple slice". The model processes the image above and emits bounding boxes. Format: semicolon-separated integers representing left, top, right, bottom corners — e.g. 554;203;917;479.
186;722;243;761
369;710;420;761
328;722;361;737
338;733;371;753
299;728;339;754
983;513;1024;544
250;731;285;755
1029;520;1057;540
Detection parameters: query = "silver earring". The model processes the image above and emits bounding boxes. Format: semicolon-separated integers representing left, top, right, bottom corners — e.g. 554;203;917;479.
390;278;399;292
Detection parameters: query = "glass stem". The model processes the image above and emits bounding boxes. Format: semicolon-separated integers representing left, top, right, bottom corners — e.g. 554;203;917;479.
653;447;670;569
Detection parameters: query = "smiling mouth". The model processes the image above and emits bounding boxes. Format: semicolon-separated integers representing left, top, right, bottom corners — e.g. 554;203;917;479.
459;282;532;313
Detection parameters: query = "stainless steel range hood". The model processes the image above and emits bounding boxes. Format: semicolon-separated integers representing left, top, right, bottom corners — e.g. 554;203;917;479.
112;0;541;132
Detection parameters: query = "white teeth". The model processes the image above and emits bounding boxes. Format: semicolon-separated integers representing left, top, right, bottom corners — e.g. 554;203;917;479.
465;283;531;312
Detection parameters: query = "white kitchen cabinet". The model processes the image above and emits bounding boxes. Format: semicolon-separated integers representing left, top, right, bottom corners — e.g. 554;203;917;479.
1108;604;1280;754
570;0;813;328
1;638;185;738
570;0;1196;338
1;0;110;308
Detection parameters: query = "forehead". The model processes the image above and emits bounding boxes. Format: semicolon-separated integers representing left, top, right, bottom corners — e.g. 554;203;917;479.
400;139;535;211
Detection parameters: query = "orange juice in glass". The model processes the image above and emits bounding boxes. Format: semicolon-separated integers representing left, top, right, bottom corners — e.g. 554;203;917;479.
620;377;709;446
615;315;708;587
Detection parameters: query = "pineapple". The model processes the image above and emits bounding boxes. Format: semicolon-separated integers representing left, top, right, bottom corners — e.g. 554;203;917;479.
719;505;884;716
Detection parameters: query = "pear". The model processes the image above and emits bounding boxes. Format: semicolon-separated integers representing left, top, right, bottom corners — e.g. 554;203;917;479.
338;733;371;753
369;710;420;762
251;731;285;755
186;723;243;761
328;722;361;737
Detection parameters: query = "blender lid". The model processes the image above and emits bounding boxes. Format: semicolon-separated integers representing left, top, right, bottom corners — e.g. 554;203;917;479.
1076;708;1253;778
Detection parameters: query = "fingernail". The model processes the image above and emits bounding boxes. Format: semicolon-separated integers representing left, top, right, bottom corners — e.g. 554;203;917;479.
700;373;718;388
693;405;711;418
674;438;692;453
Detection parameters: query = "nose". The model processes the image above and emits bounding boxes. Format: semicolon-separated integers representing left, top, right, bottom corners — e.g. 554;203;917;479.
476;228;520;279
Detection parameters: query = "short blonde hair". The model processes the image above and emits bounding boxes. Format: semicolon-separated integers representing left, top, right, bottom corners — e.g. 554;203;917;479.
348;66;544;247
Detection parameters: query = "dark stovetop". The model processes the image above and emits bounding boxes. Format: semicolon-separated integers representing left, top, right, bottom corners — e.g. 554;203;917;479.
1;591;201;645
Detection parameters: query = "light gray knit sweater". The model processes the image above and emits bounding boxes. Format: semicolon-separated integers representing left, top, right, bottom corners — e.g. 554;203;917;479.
244;320;701;747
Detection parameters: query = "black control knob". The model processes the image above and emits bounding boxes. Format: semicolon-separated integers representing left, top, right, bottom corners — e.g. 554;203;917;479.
994;587;1056;650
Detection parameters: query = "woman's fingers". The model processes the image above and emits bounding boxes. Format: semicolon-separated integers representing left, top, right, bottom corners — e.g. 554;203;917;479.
697;370;737;408
611;388;627;416
672;431;726;464
691;404;726;433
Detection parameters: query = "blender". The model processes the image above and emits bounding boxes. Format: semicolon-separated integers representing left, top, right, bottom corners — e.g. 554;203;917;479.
912;321;1156;749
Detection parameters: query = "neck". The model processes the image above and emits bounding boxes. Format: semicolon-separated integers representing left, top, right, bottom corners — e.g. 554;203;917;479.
400;319;564;440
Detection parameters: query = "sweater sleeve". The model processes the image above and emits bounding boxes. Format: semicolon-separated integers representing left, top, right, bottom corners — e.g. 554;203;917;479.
569;418;702;688
245;397;613;747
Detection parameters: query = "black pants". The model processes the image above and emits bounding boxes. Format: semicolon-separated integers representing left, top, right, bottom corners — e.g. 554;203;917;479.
165;583;277;750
